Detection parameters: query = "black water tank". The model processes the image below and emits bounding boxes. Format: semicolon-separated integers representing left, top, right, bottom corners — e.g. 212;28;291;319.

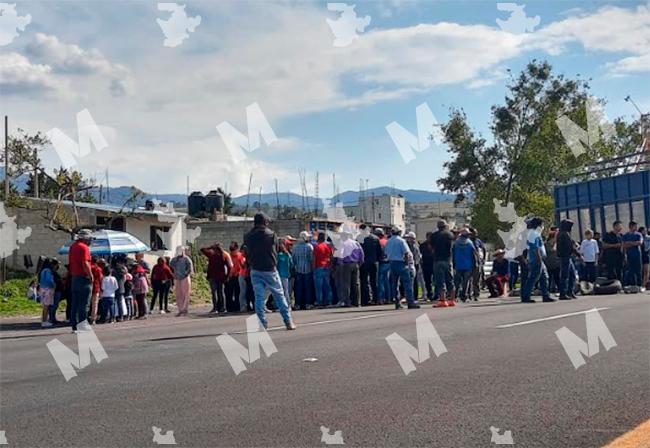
188;191;205;217
205;190;224;214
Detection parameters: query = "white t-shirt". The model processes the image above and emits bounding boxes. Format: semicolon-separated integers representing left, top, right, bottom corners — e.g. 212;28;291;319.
101;275;119;298
580;239;599;262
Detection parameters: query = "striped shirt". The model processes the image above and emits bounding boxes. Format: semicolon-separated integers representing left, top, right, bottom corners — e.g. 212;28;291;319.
291;242;314;274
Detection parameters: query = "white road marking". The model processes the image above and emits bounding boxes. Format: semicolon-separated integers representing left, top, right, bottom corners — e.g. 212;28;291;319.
496;307;610;329
236;313;395;334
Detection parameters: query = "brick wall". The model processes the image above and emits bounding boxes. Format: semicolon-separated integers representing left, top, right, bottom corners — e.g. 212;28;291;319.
188;219;307;248
6;204;96;273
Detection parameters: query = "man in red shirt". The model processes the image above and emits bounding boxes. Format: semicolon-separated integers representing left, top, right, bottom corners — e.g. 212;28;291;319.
313;232;334;307
89;257;104;324
68;229;94;332
200;243;232;314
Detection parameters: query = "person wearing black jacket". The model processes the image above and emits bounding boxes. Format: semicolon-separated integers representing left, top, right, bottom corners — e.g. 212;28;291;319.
360;226;383;305
419;233;434;301
244;213;296;330
556;219;578;300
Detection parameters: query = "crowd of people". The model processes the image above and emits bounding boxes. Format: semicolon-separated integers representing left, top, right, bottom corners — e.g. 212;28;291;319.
35;230;195;330
33;214;649;331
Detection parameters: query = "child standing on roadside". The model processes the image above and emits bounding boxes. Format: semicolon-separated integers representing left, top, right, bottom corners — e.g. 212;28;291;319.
124;273;134;319
580;229;599;283
100;265;119;323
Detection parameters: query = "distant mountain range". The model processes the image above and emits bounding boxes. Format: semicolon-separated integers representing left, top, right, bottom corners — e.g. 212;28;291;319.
1;173;455;208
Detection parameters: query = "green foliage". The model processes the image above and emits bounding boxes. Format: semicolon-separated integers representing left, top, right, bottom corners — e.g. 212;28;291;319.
437;60;640;245
0;276;40;317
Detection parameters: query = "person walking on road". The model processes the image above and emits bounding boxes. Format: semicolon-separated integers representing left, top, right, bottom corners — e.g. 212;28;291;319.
244;213;296;330
68;229;94;332
170;246;193;316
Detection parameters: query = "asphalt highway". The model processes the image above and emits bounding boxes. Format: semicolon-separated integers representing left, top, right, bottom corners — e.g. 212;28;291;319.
1;292;649;447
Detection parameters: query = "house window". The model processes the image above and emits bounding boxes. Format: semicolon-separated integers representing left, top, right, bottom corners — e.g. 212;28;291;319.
96;216;125;231
150;226;170;251
378;213;382;220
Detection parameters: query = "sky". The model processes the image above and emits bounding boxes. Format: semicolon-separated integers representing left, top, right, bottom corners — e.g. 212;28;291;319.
1;0;649;198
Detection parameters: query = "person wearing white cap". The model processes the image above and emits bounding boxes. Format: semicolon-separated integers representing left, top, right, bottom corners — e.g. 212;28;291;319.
292;231;314;310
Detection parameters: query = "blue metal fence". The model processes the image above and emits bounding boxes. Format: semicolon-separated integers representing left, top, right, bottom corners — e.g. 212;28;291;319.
554;170;649;239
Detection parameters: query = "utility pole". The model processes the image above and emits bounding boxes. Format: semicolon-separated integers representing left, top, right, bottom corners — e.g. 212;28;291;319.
186;175;190;196
106;168;110;203
314;171;319;215
1;116;7;284
244;172;253;216
4;115;9;200
33;148;39;198
332;173;336;203
258;186;262;211
359;178;365;222
274;178;280;218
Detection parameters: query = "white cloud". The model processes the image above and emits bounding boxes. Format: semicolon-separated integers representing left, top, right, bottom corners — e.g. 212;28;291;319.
530;4;650;74
25;33;135;96
0;52;70;96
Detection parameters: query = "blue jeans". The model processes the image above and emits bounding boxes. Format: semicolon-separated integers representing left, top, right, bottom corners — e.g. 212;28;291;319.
377;263;391;301
70;276;92;329
99;297;115;321
508;260;519;290
433;260;454;296
294;272;314;309
389;261;415;304
314;267;332;306
624;257;642;287
521;261;550;301
251;270;292;328
49;292;62;323
559;257;576;297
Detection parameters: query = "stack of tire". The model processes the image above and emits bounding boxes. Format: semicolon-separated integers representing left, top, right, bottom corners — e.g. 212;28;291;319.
593;277;623;295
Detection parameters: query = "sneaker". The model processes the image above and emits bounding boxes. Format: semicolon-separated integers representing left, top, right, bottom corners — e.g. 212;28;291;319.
160;309;166;314
41;321;53;328
558;296;571;300
542;298;557;302
407;303;421;309
285;320;297;330
446;300;456;307
395;303;403;310
521;299;536;303
77;320;92;332
434;300;448;308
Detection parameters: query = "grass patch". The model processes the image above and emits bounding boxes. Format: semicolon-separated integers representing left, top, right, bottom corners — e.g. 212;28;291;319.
0;275;41;317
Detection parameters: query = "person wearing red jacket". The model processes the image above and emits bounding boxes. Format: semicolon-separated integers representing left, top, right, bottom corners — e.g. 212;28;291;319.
151;257;174;314
89;257;105;324
226;242;245;312
201;243;233;314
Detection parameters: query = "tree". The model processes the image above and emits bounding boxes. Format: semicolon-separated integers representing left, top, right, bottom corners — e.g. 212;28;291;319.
437;60;640;245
